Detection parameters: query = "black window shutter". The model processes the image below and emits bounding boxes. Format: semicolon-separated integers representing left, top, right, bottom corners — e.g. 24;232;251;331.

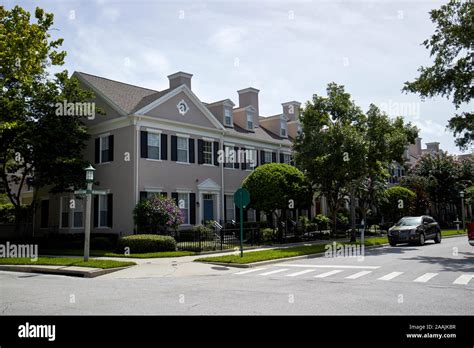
171;192;179;206
107;194;113;228
161;134;167;160
140;131;148;158
190;193;196;224
197;139;204;164
40;200;49;228
108;135;114;162
171;136;177;161
256;209;261;222
139;191;147;201
255;150;259;168
189;139;195;163
213;141;219;166
280;153;284;163
93;195;99;227
260;150;265;165
234;147;240;169
272;152;276;163
95;138;100;163
241;147;247;170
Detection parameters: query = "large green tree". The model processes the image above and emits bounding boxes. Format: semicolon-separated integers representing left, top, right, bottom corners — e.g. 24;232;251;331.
242;163;313;233
294;83;417;240
0;6;96;229
403;0;473;150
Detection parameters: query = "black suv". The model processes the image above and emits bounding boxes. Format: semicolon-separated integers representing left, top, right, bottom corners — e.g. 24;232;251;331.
388;216;441;246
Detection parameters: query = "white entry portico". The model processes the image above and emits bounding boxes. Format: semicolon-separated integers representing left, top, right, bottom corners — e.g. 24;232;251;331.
197;178;221;224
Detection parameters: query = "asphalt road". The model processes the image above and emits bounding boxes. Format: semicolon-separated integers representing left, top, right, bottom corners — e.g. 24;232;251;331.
0;235;473;315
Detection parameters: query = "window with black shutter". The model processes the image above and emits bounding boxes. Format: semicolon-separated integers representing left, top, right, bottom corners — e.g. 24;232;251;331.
141;131;148;158
260;150;265;165
190;193;196;224
40;200;49;228
171;136;177;161
189;139;195;163
107;194;113;228
197;139;204;164
234;146;240;169
272;152;276;163
161;134;168;160
213;141;219;166
241;147;247;170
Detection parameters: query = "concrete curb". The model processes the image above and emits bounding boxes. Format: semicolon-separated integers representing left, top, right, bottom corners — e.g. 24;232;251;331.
0;265;132;278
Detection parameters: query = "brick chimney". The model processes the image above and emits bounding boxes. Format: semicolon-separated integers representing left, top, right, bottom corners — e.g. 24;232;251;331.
237;87;259;117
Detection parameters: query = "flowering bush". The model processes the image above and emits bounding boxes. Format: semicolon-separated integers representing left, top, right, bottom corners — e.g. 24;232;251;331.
133;195;184;234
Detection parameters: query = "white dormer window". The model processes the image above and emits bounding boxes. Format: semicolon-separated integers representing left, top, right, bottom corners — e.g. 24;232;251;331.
280;119;287;137
224;108;232;126
247;111;254;130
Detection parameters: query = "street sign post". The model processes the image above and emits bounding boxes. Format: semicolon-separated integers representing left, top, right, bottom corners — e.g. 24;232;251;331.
234;188;250;257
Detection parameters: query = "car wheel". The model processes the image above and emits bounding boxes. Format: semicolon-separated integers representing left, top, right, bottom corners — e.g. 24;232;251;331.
418;233;425;246
434;231;442;244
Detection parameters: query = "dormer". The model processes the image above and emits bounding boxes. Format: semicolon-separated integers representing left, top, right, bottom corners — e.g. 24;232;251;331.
237;87;260;128
287;121;302;139
233;105;257;131
259;114;288;138
206;99;235;127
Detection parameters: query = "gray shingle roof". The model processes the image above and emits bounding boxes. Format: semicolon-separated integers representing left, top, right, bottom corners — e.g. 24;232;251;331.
74;72;159;114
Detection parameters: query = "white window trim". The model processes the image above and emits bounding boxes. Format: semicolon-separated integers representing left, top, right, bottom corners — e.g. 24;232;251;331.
59;196;84;229
224;145;236;170
247;112;254;129
224;108;233;126
98;134;111;164
98;195;109;228
202;139;214;165
147;132;161;161
178;192;190;225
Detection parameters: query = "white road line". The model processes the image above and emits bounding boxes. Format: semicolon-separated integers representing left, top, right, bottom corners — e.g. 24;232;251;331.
345;271;372;279
259;269;289;276
286;269;316;277
378;272;404;281
234;268;267;275
453;274;474;285
314;270;343;278
275;264;380;269
414;273;438;283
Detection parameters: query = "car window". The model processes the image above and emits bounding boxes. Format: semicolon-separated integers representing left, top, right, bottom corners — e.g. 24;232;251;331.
396;217;422;226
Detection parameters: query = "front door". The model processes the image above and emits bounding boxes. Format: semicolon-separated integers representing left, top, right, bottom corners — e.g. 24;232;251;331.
203;194;214;222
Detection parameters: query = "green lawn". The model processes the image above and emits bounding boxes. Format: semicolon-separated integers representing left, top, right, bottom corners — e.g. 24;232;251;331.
0;257;135;269
441;229;467;237
40;249;195;258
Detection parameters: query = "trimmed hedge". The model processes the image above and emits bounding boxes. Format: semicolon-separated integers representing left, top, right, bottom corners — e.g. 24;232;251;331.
117;234;177;253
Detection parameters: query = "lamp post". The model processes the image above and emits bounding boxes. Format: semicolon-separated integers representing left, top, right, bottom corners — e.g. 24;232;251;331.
84;165;95;262
460;191;466;232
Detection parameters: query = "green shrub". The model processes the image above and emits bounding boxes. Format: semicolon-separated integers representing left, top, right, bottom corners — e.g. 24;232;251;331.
260;228;275;243
117;234;177;253
194;225;214;240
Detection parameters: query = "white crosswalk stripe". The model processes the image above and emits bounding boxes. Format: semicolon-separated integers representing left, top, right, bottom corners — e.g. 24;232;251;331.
453;274;474;285
345;271;372;279
314;270;343;278
259;269;289;276
234;268;267;275
414;273;438;283
285;269;316;277
378;272;404;281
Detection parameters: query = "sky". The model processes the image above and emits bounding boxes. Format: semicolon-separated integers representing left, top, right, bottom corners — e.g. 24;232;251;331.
7;0;473;155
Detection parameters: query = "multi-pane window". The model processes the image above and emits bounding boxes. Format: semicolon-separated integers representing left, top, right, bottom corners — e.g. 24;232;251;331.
177;137;188;162
225;195;235;222
178;193;189;224
61;197;69;228
264;151;272;163
99;195;108;228
282;153;291;164
101;136;110;162
224;145;234;168
247;111;253;129
73;199;83;228
203;141;213;164
224;108;232;126
247;208;256;222
148;133;160;160
247;149;257;169
280;120;287;137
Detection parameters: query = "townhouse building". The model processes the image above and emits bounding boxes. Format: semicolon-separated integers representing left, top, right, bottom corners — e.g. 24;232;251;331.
33;71;311;236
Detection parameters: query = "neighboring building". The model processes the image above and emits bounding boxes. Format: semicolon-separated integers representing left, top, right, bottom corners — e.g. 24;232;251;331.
31;71;310;236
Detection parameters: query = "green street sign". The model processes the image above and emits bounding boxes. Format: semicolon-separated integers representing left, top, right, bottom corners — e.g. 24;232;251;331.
92;190;107;195
74;190;87;195
234;187;250;258
234;188;250;209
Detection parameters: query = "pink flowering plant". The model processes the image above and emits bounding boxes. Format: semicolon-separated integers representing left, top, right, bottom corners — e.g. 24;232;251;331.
133;195;184;234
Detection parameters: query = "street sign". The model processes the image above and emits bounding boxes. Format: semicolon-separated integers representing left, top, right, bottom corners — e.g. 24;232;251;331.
234;188;250;257
92;190;107;195
74;189;87;195
234;188;250;208
74;189;107;195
